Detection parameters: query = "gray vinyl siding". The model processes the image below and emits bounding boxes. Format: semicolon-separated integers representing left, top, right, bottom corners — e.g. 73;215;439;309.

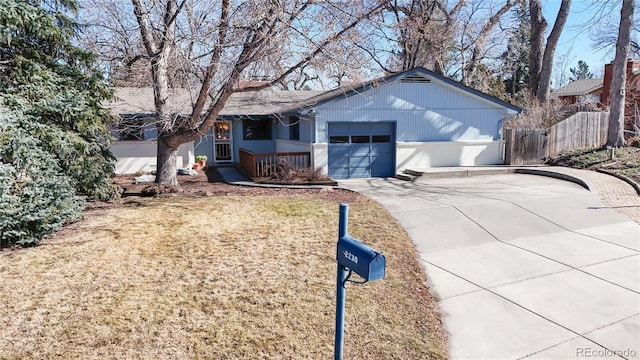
299;116;313;142
193;127;215;161
276;120;288;140
314;80;507;143
275;115;313;142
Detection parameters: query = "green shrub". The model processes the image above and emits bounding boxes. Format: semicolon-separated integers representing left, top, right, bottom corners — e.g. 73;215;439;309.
0;0;120;248
0;107;84;248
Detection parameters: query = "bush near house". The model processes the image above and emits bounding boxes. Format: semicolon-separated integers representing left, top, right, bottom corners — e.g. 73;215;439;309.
0;0;119;248
0;104;84;248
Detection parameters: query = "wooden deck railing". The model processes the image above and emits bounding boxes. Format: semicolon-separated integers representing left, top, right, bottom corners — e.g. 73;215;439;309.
238;148;311;178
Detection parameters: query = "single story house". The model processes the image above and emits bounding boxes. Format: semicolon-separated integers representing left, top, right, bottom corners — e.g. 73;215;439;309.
107;67;522;179
551;59;640;137
550;78;603;105
551;59;640;108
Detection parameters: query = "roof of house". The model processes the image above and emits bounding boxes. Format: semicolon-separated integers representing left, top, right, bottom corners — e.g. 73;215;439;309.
281;67;522;113
107;87;325;117
550;78;603;98
107;67;522;117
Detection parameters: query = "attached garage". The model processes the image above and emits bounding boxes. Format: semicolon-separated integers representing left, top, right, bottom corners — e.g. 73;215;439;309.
309;68;522;179
327;122;395;179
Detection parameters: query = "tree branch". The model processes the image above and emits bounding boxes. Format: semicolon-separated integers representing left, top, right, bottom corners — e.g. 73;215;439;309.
236;1;386;93
131;0;158;56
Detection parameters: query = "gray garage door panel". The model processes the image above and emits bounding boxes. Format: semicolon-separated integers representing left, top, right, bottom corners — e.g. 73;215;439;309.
328;122;395;179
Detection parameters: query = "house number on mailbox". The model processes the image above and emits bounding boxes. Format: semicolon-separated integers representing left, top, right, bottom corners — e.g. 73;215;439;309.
342;251;358;264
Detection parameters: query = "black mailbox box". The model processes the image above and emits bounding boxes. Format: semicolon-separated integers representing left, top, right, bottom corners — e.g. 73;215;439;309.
336;235;386;282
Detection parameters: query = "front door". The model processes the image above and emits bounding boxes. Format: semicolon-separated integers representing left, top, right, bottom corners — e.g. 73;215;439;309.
214;121;233;162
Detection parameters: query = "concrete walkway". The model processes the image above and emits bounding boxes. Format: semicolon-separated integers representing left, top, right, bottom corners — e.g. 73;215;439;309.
338;168;640;360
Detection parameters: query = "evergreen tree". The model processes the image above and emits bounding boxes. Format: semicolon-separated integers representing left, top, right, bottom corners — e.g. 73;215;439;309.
0;0;119;247
569;60;594;81
501;2;530;99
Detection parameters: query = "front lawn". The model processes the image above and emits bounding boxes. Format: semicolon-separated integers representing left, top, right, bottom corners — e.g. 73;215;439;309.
0;191;447;359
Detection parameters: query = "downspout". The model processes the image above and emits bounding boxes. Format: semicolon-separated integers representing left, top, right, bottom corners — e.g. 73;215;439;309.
498;112;517;160
497;117;506;160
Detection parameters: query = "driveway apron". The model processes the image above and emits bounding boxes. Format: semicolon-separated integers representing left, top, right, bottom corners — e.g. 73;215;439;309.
339;174;640;360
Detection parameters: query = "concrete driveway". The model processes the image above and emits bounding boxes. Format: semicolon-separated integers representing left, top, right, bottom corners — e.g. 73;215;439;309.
339;174;640;360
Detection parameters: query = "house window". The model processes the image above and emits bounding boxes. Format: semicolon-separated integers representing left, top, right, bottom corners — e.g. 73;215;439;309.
351;135;370;143
329;136;349;143
289;116;300;141
372;135;391;143
243;119;272;140
112;116;149;141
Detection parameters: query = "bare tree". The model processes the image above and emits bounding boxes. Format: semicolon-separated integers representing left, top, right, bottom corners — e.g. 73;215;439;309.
608;0;634;147
457;0;520;89
83;0;385;186
588;1;640;59
381;0;520;93
384;0;465;74
529;0;571;102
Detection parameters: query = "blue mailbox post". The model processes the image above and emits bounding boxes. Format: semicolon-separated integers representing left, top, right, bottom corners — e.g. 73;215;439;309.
334;203;386;360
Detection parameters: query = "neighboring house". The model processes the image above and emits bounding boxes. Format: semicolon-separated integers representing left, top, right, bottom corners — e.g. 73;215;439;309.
107;67;522;179
551;59;640;137
601;59;640;107
602;60;640;136
550;78;603;105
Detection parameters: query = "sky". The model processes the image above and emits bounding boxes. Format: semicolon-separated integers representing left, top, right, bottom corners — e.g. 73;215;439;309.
542;0;623;84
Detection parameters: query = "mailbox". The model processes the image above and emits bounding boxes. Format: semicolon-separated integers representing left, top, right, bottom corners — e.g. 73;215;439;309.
337;234;386;282
334;203;386;359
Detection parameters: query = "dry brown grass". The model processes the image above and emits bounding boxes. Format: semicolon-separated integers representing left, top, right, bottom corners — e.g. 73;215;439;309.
0;193;447;359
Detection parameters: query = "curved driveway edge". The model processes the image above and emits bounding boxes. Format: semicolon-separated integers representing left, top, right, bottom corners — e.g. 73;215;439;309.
339;171;640;360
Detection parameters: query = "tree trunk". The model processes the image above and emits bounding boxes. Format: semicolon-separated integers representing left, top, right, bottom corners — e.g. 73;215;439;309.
536;0;571;102
156;135;179;187
132;0;179;185
529;0;546;98
608;0;634;147
151;52;174;185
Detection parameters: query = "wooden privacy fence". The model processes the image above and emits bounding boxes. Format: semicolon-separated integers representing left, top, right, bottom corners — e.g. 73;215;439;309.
504;128;547;166
238;148;311;178
504;112;609;165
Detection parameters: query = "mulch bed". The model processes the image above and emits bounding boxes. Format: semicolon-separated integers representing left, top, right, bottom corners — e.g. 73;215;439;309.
109;167;360;203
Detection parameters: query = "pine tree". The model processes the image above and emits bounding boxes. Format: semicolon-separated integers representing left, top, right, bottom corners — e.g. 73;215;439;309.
501;2;531;99
0;0;119;247
569;60;594;82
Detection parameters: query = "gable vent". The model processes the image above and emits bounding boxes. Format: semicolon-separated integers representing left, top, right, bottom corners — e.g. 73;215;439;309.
400;73;431;83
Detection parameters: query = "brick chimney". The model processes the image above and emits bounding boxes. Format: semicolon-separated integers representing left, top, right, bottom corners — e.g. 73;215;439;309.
601;58;640;105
